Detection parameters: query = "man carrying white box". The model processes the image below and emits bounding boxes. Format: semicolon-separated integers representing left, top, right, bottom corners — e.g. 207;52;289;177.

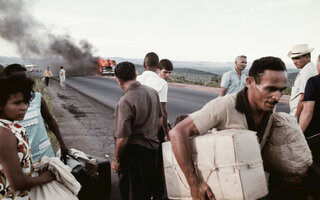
169;56;312;199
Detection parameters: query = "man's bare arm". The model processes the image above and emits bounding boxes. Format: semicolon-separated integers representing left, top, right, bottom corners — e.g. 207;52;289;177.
169;116;215;200
220;87;227;97
295;93;305;121
161;102;169;141
299;101;315;132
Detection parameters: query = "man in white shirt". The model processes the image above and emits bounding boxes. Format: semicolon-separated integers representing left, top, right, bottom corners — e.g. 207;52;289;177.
137;52;169;199
59;66;66;89
288;44;317;119
137;52;169;140
220;55;247;96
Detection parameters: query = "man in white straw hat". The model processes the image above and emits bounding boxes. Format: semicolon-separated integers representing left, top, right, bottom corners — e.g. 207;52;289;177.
288;44;317;119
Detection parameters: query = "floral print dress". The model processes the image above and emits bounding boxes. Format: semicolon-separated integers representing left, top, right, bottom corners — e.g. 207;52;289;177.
0;119;32;200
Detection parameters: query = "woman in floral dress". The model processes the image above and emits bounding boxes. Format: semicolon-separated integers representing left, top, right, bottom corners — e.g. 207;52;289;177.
0;76;55;199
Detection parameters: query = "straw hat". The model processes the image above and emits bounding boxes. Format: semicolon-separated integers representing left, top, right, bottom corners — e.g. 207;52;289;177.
287;44;314;58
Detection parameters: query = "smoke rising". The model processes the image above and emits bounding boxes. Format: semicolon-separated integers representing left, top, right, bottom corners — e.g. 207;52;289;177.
0;0;99;76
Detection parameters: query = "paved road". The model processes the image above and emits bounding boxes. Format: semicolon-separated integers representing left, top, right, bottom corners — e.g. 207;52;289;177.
66;76;290;122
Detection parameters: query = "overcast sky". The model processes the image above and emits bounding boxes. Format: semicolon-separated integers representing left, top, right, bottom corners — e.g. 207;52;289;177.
1;0;320;64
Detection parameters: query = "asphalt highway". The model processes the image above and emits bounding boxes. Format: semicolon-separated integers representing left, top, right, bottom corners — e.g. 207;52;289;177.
66;76;290;122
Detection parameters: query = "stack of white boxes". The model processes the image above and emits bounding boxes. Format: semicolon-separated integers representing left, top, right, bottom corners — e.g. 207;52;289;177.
162;129;268;200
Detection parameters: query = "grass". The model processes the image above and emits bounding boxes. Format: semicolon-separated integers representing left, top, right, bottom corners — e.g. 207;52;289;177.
32;77;59;153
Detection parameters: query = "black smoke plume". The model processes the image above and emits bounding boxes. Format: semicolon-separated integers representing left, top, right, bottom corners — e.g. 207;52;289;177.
0;0;99;76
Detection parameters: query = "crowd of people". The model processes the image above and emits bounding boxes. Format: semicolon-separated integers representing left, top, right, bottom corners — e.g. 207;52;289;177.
0;43;320;200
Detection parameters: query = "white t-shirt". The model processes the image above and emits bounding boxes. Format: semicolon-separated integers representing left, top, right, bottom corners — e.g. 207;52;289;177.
59;69;66;80
289;62;317;116
137;71;168;102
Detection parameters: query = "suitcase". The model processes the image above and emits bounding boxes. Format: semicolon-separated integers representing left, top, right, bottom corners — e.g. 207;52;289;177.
162;129;268;200
74;161;111;200
61;148;111;200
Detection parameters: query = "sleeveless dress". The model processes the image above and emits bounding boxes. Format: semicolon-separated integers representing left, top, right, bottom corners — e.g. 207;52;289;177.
17;92;55;162
0;119;32;200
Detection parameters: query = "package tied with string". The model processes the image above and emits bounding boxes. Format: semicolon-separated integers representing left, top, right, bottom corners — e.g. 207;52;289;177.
162;129;268;200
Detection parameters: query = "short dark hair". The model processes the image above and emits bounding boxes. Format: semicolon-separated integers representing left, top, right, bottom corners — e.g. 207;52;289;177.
0;76;34;106
172;114;189;127
144;52;159;68
114;62;136;81
0;63;27;78
60;66;64;69
249;56;287;84
158;59;173;71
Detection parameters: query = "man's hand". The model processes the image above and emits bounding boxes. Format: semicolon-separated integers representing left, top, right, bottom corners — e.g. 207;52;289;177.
190;182;215;200
111;159;120;173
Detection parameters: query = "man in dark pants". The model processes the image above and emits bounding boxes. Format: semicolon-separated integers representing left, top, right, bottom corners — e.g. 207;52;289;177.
43;67;52;86
111;62;163;200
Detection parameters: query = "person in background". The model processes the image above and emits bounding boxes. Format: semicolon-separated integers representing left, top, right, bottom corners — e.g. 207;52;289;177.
153;58;174;199
0;76;55;199
43;67;53;86
158;59;173;81
299;54;320;165
59;66;66;89
137;53;170;142
169;56;287;199
1;64;68;162
111;62;163;200
220;55;247;96
288;44;317;120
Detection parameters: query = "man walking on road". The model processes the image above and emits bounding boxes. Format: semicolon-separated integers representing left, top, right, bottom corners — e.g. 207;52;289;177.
169;56;288;199
111;62;163;200
288;44;317;120
59;66;66;89
220;55;247;96
43;67;53;86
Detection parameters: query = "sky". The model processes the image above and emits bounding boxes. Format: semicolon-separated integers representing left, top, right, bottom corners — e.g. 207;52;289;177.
1;0;320;64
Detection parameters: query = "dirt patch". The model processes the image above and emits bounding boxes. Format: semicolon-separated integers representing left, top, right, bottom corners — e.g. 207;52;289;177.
61;104;87;118
57;93;70;100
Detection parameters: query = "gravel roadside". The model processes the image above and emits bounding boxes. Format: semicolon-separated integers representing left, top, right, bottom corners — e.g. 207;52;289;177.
45;79;121;200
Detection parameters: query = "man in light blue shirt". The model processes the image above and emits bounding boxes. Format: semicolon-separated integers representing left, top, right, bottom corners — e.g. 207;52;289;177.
220;55;247;96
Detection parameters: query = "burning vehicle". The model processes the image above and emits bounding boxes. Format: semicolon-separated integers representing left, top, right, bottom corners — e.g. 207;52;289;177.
98;58;116;76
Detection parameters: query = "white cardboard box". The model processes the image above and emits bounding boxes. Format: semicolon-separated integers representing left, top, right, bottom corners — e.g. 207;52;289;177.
163;129;268;200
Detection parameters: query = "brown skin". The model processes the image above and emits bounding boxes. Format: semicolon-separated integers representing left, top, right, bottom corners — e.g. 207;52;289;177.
0;93;55;191
169;70;287;200
161;102;169;141
292;55;311;120
219;87;227;97
299;101;315;132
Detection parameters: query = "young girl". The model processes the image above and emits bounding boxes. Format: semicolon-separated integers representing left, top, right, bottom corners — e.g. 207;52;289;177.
1;64;68;162
0;76;55;199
